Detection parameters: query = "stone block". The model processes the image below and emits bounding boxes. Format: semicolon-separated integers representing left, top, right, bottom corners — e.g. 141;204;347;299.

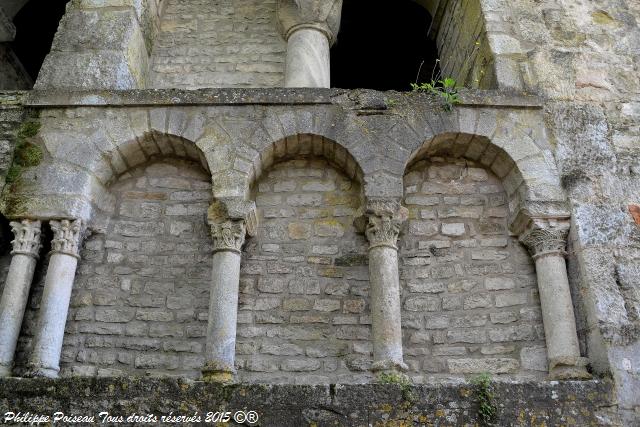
448;357;519;374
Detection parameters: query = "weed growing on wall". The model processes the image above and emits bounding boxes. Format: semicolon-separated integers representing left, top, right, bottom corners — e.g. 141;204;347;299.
411;77;460;111
471;372;497;426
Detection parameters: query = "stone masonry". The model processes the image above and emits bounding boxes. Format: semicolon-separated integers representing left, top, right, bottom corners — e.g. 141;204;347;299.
150;0;286;89
401;158;546;379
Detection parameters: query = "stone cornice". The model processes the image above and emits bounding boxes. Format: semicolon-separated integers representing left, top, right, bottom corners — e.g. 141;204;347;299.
21;88;544;109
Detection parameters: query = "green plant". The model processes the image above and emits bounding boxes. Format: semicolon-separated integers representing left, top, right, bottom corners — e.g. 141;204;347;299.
377;371;415;402
411;77;460;111
471;372;497;426
5;120;42;185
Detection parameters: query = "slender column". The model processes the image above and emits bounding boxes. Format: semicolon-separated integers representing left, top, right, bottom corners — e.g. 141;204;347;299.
520;219;591;380
357;200;408;372
277;0;342;88
203;200;257;383
28;219;83;378
0;220;42;377
284;25;331;87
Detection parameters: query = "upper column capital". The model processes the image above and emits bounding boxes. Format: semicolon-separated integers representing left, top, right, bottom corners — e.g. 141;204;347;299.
208;199;258;254
50;219;84;259
519;217;570;260
355;199;408;251
276;0;343;44
0;7;16;42
9;219;42;259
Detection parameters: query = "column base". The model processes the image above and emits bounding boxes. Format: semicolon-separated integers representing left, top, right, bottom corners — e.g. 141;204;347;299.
0;363;12;378
371;359;409;373
202;361;236;384
548;356;592;380
26;363;59;379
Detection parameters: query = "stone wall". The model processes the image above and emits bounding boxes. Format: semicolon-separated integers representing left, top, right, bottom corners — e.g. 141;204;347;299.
149;0;286;89
432;0;496;89
49;158;212;378
401;158;546;379
237;158;369;383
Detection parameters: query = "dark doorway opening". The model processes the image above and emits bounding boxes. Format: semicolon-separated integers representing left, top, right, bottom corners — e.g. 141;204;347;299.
10;0;70;83
330;0;440;91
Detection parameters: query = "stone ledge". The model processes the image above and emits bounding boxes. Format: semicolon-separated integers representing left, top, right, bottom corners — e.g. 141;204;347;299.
20;88;543;109
0;378;617;426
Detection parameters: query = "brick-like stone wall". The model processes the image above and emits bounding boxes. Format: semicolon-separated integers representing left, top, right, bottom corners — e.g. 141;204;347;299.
401;158;546;379
56;158;212;378
432;0;496;89
237;158;371;383
149;0;286;89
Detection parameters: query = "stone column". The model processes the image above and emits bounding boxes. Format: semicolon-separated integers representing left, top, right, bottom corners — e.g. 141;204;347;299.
203;200;257;383
356;200;408;372
277;0;342;88
0;220;42;377
520;218;591;380
28;219;83;378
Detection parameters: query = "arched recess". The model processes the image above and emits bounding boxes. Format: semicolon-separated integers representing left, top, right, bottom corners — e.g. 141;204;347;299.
405;132;566;229
54;132;213;378
236;134;373;383
398;132;567;378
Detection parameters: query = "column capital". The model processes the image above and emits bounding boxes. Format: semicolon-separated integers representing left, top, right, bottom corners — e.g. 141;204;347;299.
208;199;258;254
519;217;570;260
277;0;342;44
49;219;84;259
355;199;408;251
0;7;16;42
9;219;42;259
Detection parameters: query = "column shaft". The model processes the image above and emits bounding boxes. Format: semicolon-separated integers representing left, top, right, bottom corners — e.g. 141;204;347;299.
203;202;256;383
284;27;331;88
369;246;405;370
0;219;41;377
203;250;241;383
0;254;38;376
28;219;82;378
520;219;590;380
29;253;78;377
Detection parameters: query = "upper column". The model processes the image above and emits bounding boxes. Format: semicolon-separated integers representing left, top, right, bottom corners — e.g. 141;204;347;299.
277;0;343;88
519;218;591;380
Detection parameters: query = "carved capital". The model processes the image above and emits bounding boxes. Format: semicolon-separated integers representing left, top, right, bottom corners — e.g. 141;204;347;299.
519;218;570;260
0;7;16;42
50;219;83;259
355;199;408;251
208;199;257;254
9;219;42;259
209;219;247;254
277;0;342;43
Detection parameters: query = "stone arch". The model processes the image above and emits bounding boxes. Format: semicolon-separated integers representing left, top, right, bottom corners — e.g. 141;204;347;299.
251;134;364;193
101;131;210;189
405;132;566;229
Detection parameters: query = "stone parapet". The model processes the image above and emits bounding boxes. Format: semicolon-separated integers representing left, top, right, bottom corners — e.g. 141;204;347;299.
0;378;618;426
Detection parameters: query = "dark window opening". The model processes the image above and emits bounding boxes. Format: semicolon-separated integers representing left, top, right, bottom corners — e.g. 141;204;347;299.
10;0;70;83
331;0;440;91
